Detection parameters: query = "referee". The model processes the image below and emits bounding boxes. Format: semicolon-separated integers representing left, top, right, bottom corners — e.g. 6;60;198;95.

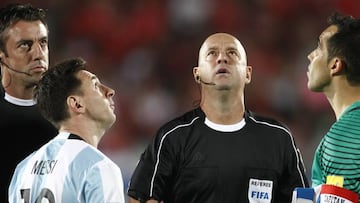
0;4;57;202
127;33;309;203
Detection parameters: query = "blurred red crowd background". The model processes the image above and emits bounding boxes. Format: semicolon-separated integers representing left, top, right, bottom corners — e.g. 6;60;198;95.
2;0;359;199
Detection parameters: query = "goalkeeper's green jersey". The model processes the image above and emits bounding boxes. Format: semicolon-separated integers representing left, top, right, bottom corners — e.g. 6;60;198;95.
312;101;360;194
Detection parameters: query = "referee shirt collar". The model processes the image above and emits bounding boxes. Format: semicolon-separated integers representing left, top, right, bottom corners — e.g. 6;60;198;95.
197;107;246;132
4;92;36;106
204;117;246;132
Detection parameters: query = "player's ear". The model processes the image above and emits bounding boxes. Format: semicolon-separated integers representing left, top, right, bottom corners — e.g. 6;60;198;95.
67;96;84;113
193;67;200;83
329;57;344;76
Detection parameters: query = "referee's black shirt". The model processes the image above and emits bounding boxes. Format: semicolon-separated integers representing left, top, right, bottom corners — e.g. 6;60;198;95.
128;107;309;203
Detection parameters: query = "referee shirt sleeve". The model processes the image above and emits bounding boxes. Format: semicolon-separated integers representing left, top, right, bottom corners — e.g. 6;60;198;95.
128;129;176;202
279;130;309;200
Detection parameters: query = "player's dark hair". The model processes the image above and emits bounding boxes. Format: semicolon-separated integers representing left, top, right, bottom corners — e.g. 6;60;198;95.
35;57;87;127
0;3;48;56
327;12;360;84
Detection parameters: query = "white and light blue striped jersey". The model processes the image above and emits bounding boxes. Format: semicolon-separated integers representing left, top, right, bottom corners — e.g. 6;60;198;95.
8;132;125;203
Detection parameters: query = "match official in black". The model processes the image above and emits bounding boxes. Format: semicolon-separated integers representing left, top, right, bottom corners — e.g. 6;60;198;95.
0;4;57;202
127;33;309;203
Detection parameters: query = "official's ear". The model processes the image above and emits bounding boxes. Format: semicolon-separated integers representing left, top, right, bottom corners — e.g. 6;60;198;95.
245;65;252;84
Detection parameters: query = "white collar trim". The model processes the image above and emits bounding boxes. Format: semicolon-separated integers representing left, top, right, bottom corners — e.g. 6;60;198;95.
204;117;246;132
4;92;36;106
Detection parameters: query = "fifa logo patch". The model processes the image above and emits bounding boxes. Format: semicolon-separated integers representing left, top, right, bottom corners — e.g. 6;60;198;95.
248;178;273;203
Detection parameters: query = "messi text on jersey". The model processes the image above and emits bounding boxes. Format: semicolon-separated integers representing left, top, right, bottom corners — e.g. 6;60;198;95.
31;160;58;175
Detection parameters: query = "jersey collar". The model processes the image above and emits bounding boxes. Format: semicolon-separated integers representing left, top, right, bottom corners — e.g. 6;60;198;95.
4;92;36;106
204;117;246;132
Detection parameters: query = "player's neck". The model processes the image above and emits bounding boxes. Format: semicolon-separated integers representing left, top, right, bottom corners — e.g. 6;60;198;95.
59;123;104;148
326;84;360;120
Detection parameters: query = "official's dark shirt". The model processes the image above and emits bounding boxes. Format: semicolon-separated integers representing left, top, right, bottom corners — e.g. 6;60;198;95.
128;107;309;203
0;87;57;202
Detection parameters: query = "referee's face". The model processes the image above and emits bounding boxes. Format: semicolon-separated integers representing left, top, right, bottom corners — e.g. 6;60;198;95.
0;20;49;87
197;33;251;90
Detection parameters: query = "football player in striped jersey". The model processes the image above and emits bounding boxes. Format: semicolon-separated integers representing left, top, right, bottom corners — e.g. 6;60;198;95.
8;57;125;203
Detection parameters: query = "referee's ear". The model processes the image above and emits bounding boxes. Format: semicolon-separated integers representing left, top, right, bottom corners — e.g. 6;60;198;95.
67;96;84;114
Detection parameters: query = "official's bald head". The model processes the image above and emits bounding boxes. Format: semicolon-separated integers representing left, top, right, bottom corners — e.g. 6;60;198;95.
198;33;247;66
